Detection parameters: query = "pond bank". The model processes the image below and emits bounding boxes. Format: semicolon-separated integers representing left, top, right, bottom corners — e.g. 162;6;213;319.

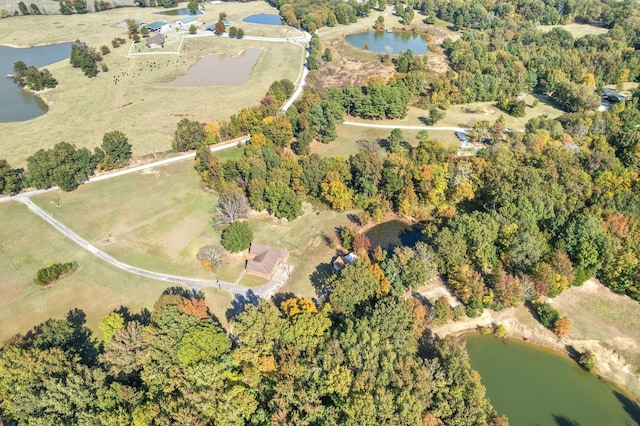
427;279;640;402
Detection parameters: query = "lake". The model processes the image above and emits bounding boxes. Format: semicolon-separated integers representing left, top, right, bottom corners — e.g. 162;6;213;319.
365;220;421;251
243;13;282;26
345;31;429;54
157;48;261;87
0;42;73;122
465;334;640;426
153;8;202;16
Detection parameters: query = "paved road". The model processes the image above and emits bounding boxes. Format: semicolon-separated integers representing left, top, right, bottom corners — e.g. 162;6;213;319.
17;196;289;297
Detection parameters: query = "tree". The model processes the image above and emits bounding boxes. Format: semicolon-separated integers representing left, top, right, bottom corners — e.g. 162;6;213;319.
327;261;379;314
236;28;245;38
189;24;197;34
432;296;451;325
187;0;198;14
264;180;301;220
141;26;149;38
553;316;571;337
98;313;125;343
388;128;404;153
220;221;253;252
28;3;40;14
228;26;238;37
196;244;227;272
214;189;249;228
173;118;206;151
322;48;333;62
214;21;225;35
100;130;132;170
0;159;23;195
17;1;29;15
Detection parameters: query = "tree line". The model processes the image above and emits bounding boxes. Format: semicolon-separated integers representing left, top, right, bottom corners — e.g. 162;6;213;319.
0;286;505;425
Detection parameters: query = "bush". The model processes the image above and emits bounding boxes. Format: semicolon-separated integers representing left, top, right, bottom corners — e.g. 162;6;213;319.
220;221;253;253
34;262;78;286
578;349;596;372
536;302;560;329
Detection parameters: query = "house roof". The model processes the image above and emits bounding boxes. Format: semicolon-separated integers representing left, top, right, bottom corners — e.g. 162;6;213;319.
146;33;165;47
332;252;358;270
246;243;288;276
144;21;166;31
176;16;197;24
603;88;626;101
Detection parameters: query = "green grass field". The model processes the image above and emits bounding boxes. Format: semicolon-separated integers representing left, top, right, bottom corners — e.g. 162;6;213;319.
31;159;218;279
537;23;608;38
0;201;171;342
0;4;302;167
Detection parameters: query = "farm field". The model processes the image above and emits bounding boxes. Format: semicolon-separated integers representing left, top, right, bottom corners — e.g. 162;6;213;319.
0;4;303;166
0;201;170;342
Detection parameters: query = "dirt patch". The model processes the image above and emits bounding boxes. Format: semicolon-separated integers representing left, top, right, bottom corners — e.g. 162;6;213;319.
313;38;396;90
425;278;640;401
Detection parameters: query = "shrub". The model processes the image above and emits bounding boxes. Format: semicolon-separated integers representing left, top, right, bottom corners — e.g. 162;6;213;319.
220;221;253;253
536;302;560;330
34;262;78;287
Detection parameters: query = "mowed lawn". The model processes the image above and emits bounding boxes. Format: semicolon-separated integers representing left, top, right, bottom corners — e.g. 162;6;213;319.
0;5;302;166
0;201;171;342
31;160;219;280
537;23;608;38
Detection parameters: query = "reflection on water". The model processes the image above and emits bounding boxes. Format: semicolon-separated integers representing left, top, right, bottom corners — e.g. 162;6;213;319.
0;42;73;122
157;48;262;87
345;31;429;54
365;220;421;251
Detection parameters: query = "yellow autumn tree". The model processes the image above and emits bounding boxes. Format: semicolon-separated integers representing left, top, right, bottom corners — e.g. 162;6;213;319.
321;171;354;211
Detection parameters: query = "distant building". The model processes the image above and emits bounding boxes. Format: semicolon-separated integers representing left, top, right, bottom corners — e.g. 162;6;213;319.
144;21;166;32
146;33;165;48
602;88;626;102
333;252;358;271
246;243;288;278
175;16;198;27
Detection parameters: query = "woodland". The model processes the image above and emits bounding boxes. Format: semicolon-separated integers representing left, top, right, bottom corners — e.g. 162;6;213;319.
1;0;640;424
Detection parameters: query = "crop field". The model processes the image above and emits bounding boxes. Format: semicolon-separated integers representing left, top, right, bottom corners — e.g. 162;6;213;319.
0;201;171;342
0;4;303;166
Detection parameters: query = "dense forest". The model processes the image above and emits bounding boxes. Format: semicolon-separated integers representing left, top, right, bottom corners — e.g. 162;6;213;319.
0;288;505;425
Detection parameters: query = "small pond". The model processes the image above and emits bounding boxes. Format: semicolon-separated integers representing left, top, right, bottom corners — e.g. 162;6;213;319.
153;8;202;16
465;334;640;425
243;13;282;26
365;220;421;251
157;48;261;87
345;31;429;54
0;42;73;122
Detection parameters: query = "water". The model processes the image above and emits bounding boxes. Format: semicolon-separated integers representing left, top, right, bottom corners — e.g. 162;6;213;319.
365;220;421;251
242;13;282;26
0;42;73;122
157;48;261;87
345;31;429;54
465;334;640;426
153;8;202;16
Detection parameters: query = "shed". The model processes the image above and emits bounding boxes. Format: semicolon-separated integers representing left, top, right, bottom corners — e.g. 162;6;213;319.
246;243;289;278
146;33;165;48
144;21;166;32
603;88;626;102
333;252;358;271
175;16;198;26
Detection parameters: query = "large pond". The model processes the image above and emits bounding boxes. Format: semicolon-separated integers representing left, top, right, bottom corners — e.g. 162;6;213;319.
153;8;202;16
465;334;640;425
242;13;282;26
365;220;421;251
0;42;73;122
157;48;261;87
345;31;429;54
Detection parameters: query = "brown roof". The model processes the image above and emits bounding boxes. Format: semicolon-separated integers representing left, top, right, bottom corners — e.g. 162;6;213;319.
146;33;165;48
246;243;288;277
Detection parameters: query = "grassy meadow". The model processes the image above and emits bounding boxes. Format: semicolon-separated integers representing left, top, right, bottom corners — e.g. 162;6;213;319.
0;201;171;342
537;23;608;38
0;3;302;166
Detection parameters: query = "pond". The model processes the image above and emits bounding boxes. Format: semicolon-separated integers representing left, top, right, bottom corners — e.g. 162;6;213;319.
365;220;421;251
345;31;429;54
0;42;73;122
243;13;282;26
157;48;261;87
153;8;202;16
465;334;640;426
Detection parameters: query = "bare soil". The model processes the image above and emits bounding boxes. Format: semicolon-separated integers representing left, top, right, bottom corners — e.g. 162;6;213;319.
419;279;640;401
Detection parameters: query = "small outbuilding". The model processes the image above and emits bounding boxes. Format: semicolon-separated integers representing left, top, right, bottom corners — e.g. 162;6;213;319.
603;88;626;102
144;21;166;32
333;252;358;271
246;243;289;278
146;33;166;48
175;16;198;27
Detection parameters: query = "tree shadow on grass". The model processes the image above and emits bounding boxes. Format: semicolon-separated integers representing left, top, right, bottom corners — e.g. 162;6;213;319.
225;289;260;321
552;414;580;426
113;306;152;326
310;262;335;300
271;292;296;308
